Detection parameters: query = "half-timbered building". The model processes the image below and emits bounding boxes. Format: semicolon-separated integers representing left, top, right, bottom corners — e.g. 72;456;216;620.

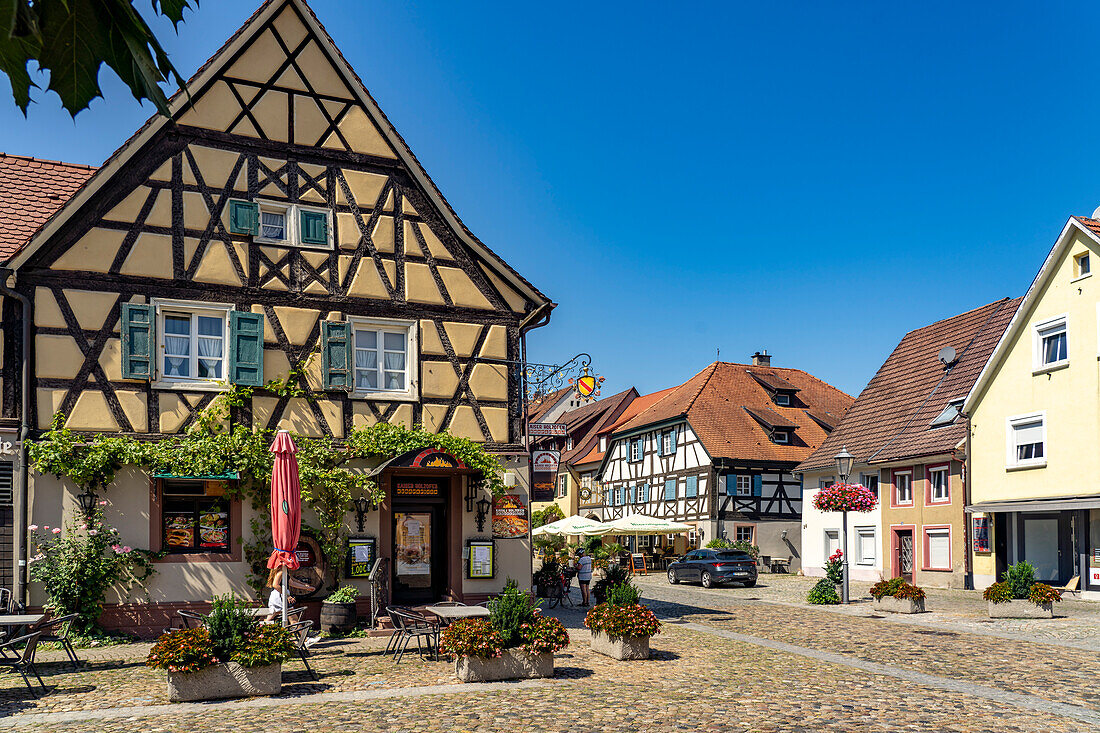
0;0;551;633
596;355;852;569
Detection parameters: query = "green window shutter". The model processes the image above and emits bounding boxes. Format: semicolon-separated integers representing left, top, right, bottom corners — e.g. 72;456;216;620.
300;210;329;245
228;200;259;235
229;311;264;386
321;321;352;390
121;303;155;380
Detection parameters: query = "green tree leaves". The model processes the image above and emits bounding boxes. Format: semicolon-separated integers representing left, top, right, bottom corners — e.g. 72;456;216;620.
0;0;195;116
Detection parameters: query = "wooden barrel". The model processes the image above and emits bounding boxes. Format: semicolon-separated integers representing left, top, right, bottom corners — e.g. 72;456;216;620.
319;602;357;633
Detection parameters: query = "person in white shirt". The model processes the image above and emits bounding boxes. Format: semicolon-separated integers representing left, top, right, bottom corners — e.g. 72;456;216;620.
263;566;314;623
575;549;594;607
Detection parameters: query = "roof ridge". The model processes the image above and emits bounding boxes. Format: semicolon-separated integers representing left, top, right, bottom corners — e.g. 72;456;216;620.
679;362;721;413
0;152;97;170
899;297;1017;340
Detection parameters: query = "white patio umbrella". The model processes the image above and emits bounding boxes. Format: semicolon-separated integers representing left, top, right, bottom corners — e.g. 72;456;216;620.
606;513;694;555
532;514;612;537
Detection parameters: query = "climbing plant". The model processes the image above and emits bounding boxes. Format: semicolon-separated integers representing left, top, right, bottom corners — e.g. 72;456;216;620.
29;400;508;593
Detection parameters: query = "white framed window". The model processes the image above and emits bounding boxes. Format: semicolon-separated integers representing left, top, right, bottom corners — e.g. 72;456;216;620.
772;430;790;444
735;525;755;543
824;529;839;557
599;435;607;452
581;473;593;490
774;393;790;406
1007;412;1046;468
350;317;417;400
855;526;876;565
565;436;574;451
1033;315;1068;371
1075;251;1091;278
688;529;699;548
924;527;951;570
153;299;231;386
637;483;649;503
859;473;879;495
818;476;835;490
735;475;752;496
894;471;912;506
557;474;567;498
253;200;333;249
661;431;672;455
629;438;643;462
639;534;651;547
927;465;949;504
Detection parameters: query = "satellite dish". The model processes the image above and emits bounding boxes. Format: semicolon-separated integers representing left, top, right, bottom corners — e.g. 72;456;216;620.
1092;205;1100;220
938;346;957;366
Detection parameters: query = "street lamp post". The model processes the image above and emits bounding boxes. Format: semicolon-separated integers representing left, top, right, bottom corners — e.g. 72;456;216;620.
834;447;855;604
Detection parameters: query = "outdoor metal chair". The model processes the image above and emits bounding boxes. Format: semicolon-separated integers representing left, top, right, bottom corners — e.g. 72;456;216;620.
383;606;413;657
432;600;467;607
388;609;439;664
36;614;81;671
0;631;47;698
177;610;205;629
283;607;306;626
286;620;319;681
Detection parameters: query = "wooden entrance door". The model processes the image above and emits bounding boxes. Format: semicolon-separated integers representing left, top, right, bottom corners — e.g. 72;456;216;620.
893;529;914;583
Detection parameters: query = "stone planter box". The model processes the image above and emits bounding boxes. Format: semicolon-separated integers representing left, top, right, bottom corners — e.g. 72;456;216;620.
989;600;1054;618
589;630;650;660
166;662;281;702
454;649;554;683
873;596;925;614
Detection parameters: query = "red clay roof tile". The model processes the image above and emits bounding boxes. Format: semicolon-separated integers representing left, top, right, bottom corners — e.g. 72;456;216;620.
0;153;97;261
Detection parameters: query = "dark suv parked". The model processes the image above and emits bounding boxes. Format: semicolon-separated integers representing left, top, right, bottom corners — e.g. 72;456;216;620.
667;549;757;588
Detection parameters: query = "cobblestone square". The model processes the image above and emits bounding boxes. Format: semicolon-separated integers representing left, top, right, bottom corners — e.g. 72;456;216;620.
2;579;1097;732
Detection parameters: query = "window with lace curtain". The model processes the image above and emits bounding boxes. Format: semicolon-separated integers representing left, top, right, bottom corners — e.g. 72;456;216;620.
349;317;417;400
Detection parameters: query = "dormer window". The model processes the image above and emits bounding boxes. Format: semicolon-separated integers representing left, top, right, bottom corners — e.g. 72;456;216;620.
931;399;964;427
774;393;790;407
599;435;607;452
772;430;790;444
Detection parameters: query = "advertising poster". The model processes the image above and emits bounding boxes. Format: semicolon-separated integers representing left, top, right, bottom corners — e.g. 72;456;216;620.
492;495;529;539
972;517;991;553
532;475;555;503
198;508;229;550
346;537;376;578
164;513;194;550
395;512;431;578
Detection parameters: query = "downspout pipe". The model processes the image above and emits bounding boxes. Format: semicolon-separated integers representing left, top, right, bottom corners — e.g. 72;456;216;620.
0;268;31;606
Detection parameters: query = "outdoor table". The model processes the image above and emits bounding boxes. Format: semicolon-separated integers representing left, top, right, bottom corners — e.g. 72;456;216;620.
423;605;490;625
0;614;46;628
662;556;681;571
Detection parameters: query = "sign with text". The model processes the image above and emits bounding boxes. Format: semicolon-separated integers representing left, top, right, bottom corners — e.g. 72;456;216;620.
492;495;529;539
532;450;560;473
972;516;991;553
394;479;444;498
467;540;495;579
346;537;377;578
528;423;567;437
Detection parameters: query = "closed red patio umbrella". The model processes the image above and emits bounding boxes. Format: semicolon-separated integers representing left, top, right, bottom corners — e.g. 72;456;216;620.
267;430;301;626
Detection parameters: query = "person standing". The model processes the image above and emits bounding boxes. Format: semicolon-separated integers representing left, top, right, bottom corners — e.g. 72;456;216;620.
576;549;593;607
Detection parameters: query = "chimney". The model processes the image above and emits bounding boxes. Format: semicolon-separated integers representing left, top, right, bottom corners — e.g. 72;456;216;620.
751;350;771;367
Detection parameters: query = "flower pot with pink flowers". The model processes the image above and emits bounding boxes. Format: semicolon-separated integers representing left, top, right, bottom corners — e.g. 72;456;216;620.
584;580;660;660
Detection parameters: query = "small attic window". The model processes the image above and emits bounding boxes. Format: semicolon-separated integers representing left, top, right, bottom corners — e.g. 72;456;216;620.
772;430;790;444
931;399;964;428
1075;252;1091;279
774;393;790;407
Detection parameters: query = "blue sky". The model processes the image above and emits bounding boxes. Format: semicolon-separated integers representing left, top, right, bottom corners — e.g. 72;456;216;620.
1;1;1096;398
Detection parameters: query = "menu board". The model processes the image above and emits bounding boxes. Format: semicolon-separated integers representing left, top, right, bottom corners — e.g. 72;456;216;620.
198;508;229;550
492;495;529;539
346;537;376;578
164;513;194;549
468;540;494;579
972;516;991;553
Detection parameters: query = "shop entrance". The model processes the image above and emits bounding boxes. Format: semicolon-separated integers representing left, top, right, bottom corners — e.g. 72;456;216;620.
893;528;914;583
391;478;449;605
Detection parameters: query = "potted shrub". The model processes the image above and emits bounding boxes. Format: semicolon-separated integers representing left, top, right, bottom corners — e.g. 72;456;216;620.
320;585;359;633
870;577;926;613
585;579;660;660
591;564;630;605
147;595;295;702
807;578;840;605
440;581;568;683
984;562;1061;618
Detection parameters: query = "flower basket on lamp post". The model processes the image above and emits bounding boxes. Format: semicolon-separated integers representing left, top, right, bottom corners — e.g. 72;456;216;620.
812;449;878;604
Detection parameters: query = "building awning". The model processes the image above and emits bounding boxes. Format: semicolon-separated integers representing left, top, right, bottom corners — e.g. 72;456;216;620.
965;496;1100;514
342;457;397;478
152;472;240;480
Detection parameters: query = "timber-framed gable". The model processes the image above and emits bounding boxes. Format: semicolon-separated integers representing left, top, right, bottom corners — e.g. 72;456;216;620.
4;0;549;450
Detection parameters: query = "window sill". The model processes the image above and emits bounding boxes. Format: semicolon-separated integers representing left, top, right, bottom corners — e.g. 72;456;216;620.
921;567;952;572
152;380;228;392
1007;461;1046;472
1071;272;1092;284
351;391;417;402
1032;362;1069;376
925;499;951;506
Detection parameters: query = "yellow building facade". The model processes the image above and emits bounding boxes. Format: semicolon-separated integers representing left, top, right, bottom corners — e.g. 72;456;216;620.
966;217;1100;598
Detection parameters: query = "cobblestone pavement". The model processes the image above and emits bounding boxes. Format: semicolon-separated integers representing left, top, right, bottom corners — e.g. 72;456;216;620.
0;580;1097;731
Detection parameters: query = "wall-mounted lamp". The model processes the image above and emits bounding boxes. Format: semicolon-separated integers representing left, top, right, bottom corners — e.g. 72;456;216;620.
354;494;372;533
77;487;97;518
475;496;491;533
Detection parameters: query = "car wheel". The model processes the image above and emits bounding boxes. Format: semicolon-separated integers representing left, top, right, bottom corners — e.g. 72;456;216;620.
667;568;679;584
742;580;757;588
701;571;713;589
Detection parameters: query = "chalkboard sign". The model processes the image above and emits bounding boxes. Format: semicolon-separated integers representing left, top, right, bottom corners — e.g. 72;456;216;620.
630;553;647;575
346;537;376;578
